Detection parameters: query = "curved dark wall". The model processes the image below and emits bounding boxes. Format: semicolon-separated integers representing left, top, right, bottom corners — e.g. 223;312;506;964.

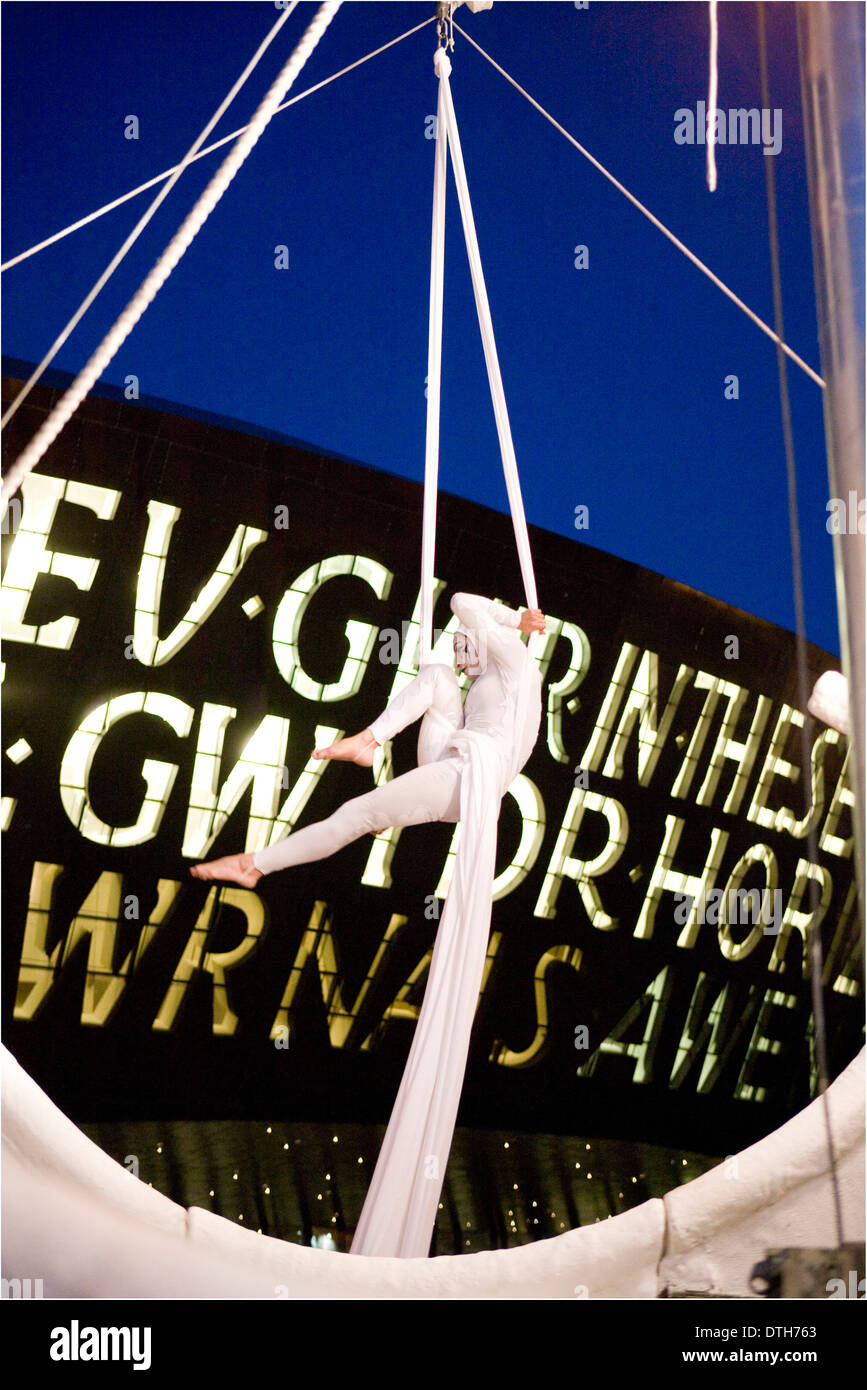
2;372;860;1156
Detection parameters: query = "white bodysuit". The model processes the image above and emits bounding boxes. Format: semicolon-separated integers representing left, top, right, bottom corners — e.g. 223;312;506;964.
253;592;542;875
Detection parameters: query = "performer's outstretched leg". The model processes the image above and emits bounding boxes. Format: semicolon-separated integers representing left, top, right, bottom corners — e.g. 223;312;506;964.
190;756;463;883
190;665;464;887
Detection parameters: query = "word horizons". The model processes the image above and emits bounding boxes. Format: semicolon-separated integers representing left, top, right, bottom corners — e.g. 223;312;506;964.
674;102;782;156
50;1320;151;1370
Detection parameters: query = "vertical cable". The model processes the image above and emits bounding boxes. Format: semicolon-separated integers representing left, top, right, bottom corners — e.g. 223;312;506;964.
419;50;450;666
757;0;844;1247
707;1;719;190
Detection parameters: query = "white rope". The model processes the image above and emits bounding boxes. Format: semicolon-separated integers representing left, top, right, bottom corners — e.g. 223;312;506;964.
1;1;342;510
707;1;719;192
416;45;540;662
419;60;449;666
1;1;300;430
452;20;825;390
435;54;540;624
0;17;436;275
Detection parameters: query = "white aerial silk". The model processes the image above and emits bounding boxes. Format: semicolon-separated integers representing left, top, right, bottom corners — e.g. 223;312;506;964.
350;48;543;1258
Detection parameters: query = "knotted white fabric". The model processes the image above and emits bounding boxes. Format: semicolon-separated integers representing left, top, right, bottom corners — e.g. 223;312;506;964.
350;46;542;1258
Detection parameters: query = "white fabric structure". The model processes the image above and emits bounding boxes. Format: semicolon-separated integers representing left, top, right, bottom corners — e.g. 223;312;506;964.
808;669;851;736
348;47;544;1257
3;1042;862;1297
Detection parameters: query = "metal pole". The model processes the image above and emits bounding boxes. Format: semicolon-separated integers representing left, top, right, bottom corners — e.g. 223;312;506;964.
798;1;866;919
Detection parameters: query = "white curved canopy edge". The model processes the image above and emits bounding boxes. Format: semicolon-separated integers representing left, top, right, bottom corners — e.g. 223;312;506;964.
2;1045;863;1299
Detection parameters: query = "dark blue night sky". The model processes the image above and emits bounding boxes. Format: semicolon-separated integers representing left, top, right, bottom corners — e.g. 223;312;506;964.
1;1;840;654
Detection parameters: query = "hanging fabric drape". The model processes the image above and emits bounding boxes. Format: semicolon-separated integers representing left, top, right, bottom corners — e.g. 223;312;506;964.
350;45;542;1259
419;48;540;663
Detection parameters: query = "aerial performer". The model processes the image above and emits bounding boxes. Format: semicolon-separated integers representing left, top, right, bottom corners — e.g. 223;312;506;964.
191;589;545;1256
190;591;545;889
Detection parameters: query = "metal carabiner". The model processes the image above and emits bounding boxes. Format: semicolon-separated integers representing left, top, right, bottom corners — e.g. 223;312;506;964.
436;1;455;52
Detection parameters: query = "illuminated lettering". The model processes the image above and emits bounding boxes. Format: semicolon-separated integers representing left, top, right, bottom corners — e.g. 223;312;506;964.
133;500;267;665
183;704;290;857
735;989;799;1101
635;815;729;945
360;929;503;1051
539;617;591;763
265;724;341;845
602;651;694;785
271;554;392;699
747;703;804;829
717;844;779;962
269;902;408;1046
819;749;855;857
669;975;763;1091
824;883;862;997
579;641;640;771
490;943;582;1067
774;727;842;838
1;473;121;648
434;774;546;902
59;692;194;845
671;671;726;800
767;858;833;977
478;930;503;1006
577;965;670;1084
695;680;772;814
14;862;179;1024
534;787;627;923
361;945;432;1049
154;885;264;1034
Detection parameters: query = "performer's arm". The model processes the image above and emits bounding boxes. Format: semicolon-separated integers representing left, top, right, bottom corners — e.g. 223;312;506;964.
450;591;531;674
368;665;459;746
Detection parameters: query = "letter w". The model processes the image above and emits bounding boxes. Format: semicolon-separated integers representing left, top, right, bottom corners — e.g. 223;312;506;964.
14;863;179;1024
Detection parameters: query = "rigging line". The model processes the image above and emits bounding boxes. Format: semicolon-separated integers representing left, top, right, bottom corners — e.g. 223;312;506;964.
707;1;719;191
452;19;825;391
1;0;300;430
0;1;343;511
1;16;437;275
757;0;844;1248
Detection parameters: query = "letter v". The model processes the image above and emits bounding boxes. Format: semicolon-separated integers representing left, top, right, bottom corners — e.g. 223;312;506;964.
133;501;268;665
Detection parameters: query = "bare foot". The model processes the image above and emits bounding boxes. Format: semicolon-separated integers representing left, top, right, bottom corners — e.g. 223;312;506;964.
312;729;379;767
189;852;262;888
